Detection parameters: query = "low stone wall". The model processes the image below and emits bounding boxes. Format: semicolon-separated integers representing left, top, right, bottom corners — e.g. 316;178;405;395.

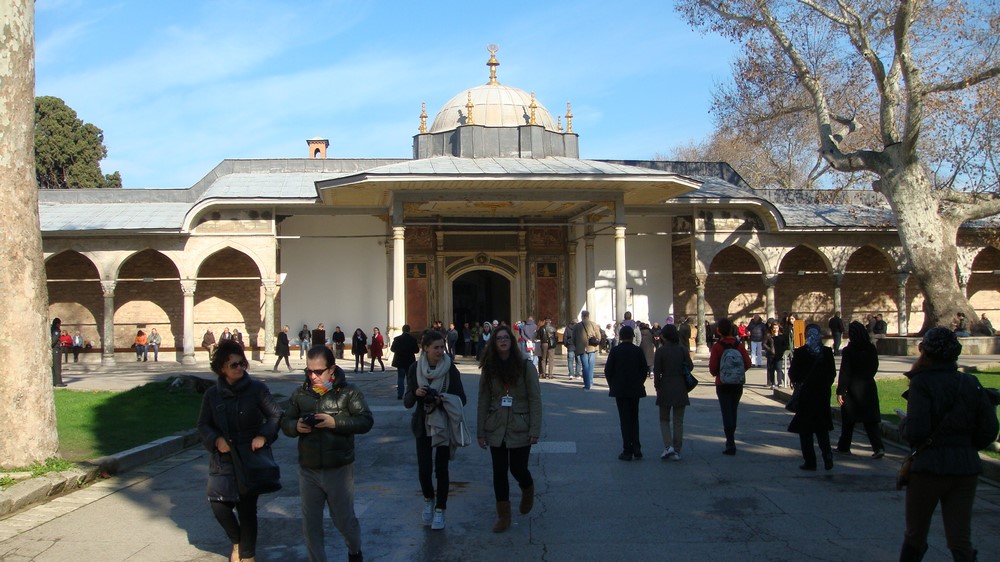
876;336;1000;356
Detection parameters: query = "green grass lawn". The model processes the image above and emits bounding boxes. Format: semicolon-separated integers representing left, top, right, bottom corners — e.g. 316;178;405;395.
54;380;204;462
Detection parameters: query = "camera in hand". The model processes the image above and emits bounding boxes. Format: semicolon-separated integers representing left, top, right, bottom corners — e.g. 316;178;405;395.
422;387;440;404
301;413;320;427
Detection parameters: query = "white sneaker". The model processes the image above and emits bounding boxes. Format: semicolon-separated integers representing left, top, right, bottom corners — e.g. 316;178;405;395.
660;446;676;459
422;499;435;524
672;452;682;461
431;508;445;530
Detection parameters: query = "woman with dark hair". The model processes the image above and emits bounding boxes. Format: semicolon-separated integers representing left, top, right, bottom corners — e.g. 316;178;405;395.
197;339;282;562
351;329;367;373
369;327;385;372
835;321;884;457
708;317;751;455
653;324;693;461
898;327;999;561
478;324;542;532
787;324;836;470
404;330;466;531
134;330;148;362
50;318;66;387
273;325;292;372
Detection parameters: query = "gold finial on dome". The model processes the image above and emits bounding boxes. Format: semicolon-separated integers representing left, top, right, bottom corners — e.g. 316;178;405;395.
465;91;475;126
486;43;500;85
529;92;538;125
565;101;574;133
557;116;563;132
419;102;428;134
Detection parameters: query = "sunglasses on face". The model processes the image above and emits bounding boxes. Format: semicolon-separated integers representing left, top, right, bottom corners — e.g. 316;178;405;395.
304;368;330;376
228;360;248;370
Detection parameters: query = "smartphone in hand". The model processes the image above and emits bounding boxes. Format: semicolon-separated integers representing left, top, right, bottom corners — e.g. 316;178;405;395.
894;408;907;418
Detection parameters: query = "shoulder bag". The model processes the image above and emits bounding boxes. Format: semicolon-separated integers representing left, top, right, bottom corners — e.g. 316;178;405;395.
684;362;698;392
897;378;965;490
217;401;282;496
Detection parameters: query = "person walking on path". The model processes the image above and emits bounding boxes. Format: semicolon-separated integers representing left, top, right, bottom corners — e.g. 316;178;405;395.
273;325;292;372
572;311;602;390
708;318;751;455
638;322;655;377
835;321;884;458
828;311;845;356
298;325;311;359
748;315;766;367
477;324;542;532
787;324;837;471
653;324;693;461
604;325;649;461
282;345;373;562
404;330;467;531
351;329;367;373
197;339;283;562
897;327;999;561
390;324;419;400
368;327;385;372
538;317;557;379
563;319;579;379
50;318;66;387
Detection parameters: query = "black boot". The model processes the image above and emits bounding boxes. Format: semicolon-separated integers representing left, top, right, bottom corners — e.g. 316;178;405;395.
899;542;928;562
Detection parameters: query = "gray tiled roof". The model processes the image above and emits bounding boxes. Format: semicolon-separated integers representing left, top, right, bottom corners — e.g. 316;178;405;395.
355;156;682;177
39;202;193;232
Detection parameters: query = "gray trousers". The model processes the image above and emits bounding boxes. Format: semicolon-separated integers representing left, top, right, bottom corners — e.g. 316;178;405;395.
299;464;361;561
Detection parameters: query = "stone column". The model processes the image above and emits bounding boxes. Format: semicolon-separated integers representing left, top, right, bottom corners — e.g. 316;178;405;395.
958;272;969;299
831;273;844;316
696;275;709;357
614;225;627;325
584;226;596;314
436;230;446;325
392;225;406;337
518;229;528;319
262;280;276;361
896;273;909;336
100;280;117;366
180;279;197;365
567;236;577;324
764;275;778;320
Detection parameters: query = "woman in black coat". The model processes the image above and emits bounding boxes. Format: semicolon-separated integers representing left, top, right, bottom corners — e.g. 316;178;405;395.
835;321;884;457
197;339;283;562
604;325;648;461
272;325;292;372
787;323;836;470
351;328;368;373
652;324;693;460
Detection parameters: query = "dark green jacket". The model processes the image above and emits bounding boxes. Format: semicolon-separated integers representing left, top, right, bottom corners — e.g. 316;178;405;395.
281;367;374;469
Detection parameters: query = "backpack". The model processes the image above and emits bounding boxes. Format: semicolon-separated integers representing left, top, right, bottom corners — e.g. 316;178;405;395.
718;343;746;385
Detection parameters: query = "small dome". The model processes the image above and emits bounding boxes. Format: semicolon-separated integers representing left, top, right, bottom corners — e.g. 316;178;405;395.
429;83;559;134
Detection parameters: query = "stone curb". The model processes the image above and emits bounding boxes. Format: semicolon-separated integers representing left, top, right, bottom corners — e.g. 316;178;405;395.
770;387;1000;482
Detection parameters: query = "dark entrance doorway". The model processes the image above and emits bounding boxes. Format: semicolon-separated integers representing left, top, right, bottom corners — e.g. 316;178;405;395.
453;270;511;330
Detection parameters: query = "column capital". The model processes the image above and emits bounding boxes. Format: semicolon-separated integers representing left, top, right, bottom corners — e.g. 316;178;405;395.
614;225;626;236
180;279;197;296
392;225;405;237
762;274;780;287
895;272;910;287
100;280;117;297
261;279;277;294
829;272;845;286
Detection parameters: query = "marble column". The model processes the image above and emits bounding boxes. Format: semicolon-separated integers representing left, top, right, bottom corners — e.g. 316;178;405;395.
100;280;117;366
567;236;577;325
896;273;909;336
584;227;596;314
392;225;406;338
696;275;709;356
262;280;276;361
614;225;627;324
764;275;778;320
831;273;844;316
180;279;197;365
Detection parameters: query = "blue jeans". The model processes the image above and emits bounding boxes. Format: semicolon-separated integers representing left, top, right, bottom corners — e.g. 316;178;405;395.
579;351;596;389
566;350;578;377
396;367;407;399
135;344;147;360
148;343;159;361
299;340;309;358
750;341;762;367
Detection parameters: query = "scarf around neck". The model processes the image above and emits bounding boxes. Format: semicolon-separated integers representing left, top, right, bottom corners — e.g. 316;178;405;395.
416;351;452;394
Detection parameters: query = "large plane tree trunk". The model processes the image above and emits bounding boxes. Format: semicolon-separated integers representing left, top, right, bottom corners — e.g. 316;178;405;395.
0;0;60;468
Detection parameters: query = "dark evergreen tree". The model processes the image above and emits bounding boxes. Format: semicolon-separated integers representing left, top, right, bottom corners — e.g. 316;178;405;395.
34;96;121;189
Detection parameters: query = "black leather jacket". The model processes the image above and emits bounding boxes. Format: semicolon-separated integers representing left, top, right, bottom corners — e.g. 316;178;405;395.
281;367;374;469
197;373;282;481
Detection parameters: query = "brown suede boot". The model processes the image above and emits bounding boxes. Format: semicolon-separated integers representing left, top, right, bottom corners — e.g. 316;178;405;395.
519;485;534;514
493;501;511;532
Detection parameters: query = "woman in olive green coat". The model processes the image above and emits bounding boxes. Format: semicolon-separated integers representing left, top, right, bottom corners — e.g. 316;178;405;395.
477;324;542;532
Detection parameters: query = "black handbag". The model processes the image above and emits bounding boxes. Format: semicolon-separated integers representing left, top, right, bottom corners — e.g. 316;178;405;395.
229;440;282;496
684;364;698;392
785;383;803;412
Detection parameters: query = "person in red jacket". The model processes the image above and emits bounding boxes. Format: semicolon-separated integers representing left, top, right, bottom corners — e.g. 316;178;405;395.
708;317;751;455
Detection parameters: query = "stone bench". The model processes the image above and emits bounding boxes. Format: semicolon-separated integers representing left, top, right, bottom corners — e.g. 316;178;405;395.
876;336;1000;356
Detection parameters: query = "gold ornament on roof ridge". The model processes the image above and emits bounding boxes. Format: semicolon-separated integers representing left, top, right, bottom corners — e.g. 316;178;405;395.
419;101;427;134
565;101;573;133
487;43;500;85
529;92;538;126
557;116;563;132
465;91;475;126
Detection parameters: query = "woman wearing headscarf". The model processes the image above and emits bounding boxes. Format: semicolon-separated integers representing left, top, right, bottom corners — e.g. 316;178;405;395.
835;321;884;457
787;323;836;470
898;328;999;561
403;330;466;531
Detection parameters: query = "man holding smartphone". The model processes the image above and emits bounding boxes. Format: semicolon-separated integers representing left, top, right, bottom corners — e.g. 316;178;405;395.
282;345;374;562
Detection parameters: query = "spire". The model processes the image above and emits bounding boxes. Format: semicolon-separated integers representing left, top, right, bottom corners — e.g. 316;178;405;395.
529;92;538;126
565;102;573;133
419;101;428;134
486;43;500;85
557;116;563;132
465;91;475;126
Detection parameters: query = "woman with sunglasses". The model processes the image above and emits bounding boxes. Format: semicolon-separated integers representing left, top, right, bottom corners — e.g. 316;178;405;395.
477;324;542;532
197;339;282;562
403;330;466;531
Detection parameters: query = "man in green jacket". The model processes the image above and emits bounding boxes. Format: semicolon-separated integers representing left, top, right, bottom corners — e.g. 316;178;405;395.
282;345;374;562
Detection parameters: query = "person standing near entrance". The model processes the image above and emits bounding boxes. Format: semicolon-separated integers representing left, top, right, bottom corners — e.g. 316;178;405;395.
572;311;602;390
748;315;765;367
604;325;648;460
351;329;368;373
391;325;419;400
829;311;845;356
332;326;346;359
563;319;578;379
446;323;459;359
538;317;557;379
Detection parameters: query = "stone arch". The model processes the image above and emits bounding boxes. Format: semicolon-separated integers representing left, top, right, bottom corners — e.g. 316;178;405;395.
447;258;518;329
45;250;102;347
705;245;765;322
775;245;835;324
195;247;264;351
187;239;272;282
968;246;1000;318
843;244;897;330
114;249;184;352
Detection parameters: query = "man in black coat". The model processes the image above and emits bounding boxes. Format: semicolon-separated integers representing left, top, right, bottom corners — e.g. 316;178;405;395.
828;311;845;355
390;324;419;400
604;325;649;461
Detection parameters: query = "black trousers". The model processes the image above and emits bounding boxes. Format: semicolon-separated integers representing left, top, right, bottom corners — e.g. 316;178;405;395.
716;385;743;448
615;397;642;454
901;472;979;561
415;435;451;509
798;431;832;467
837;417;884;453
490;444;533;502
210;494;259;558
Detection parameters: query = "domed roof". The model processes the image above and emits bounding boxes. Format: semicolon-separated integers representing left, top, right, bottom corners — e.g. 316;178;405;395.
429;48;560;134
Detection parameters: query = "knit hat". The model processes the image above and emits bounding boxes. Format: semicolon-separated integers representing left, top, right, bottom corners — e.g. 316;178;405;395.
919;327;962;362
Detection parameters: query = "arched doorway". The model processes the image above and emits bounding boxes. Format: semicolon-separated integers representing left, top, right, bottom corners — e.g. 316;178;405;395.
452;270;511;327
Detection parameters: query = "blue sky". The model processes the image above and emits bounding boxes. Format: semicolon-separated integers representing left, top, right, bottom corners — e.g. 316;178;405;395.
35;0;737;188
